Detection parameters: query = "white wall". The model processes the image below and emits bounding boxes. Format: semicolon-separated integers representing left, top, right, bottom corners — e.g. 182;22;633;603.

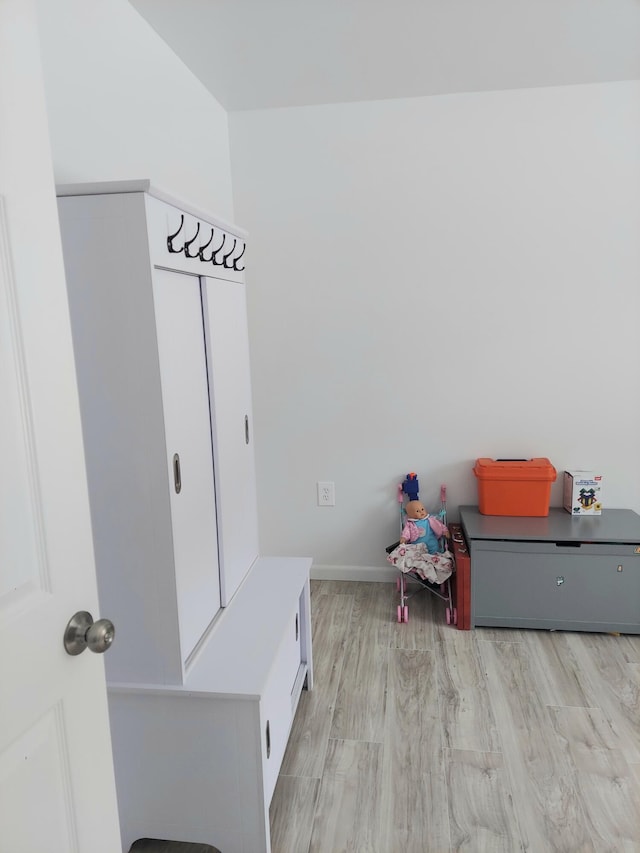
31;6;640;577
35;0;234;222
229;81;640;573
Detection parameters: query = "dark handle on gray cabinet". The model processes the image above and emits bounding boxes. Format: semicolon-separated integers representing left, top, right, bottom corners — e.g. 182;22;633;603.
245;415;250;445
295;613;299;642
266;720;271;758
173;453;182;494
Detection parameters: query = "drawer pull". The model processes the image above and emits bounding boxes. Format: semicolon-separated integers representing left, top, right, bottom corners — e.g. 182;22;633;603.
245;415;250;445
295;613;299;642
555;542;581;548
265;720;271;759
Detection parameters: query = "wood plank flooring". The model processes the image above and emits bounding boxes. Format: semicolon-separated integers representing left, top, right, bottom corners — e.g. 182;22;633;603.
270;580;640;852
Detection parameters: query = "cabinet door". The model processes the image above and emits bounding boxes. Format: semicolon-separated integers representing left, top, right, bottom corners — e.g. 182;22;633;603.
202;277;259;605
153;269;221;663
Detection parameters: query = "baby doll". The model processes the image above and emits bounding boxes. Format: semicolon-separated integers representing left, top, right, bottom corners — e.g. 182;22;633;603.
400;500;449;555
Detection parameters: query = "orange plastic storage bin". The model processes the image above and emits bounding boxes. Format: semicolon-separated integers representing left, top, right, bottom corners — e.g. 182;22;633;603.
473;458;557;517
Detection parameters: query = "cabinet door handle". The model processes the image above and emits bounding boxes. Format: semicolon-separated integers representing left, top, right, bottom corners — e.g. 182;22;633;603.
295;613;299;642
245;415;250;445
265;720;271;758
173;453;182;494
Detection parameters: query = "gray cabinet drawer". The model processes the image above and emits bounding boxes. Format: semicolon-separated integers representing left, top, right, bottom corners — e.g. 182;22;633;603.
473;541;640;632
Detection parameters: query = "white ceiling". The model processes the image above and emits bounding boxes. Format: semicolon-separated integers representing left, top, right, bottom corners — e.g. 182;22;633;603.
130;0;640;111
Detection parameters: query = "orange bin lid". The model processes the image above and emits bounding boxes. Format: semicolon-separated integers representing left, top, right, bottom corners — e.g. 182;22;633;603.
473;458;557;481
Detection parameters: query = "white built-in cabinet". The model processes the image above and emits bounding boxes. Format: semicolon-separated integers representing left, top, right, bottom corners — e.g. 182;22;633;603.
57;181;313;853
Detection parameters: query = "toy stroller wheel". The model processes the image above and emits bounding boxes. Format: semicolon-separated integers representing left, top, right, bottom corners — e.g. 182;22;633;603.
445;607;452;625
403;606;409;623
397;605;403;623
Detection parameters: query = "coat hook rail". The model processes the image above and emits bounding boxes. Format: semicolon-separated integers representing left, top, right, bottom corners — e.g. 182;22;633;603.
166;214;245;273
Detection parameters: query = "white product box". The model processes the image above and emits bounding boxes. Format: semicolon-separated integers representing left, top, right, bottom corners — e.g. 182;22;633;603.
563;470;603;515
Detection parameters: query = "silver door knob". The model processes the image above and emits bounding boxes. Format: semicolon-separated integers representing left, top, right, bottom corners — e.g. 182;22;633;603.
64;611;115;656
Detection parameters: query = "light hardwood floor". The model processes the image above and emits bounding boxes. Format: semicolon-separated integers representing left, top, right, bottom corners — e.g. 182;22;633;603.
269;580;640;852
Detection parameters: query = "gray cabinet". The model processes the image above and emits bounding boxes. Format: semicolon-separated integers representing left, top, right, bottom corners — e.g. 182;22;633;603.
460;506;640;633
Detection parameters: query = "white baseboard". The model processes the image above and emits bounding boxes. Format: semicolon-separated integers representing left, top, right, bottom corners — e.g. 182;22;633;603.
310;564;397;583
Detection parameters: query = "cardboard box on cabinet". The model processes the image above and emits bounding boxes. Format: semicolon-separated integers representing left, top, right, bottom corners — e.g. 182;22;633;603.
563;470;603;515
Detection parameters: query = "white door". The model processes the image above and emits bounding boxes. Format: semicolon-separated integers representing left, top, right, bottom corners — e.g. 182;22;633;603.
0;4;121;853
202;277;260;605
152;268;221;662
